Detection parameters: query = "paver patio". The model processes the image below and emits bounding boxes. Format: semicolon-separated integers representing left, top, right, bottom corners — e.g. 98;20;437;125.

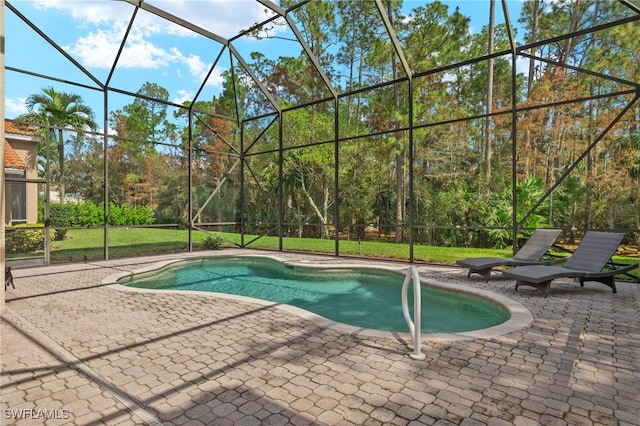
1;249;639;425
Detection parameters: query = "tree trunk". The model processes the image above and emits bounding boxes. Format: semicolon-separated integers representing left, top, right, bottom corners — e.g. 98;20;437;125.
57;129;66;202
299;172;328;239
389;0;403;243
584;1;600;228
524;0;540;183
585;84;594;229
485;0;495;193
527;0;540;93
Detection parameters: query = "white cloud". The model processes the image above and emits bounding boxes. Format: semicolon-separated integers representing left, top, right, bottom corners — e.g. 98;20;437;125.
22;0;283;105
66;26;185;70
172;89;194;105
63;26;124;69
179;52;225;88
203;68;225;88
117;35;176;69
32;0;278;39
104;125;119;138
32;0;126;25
5;97;28;118
46;2;237;82
515;55;530;75
145;0;279;39
183;53;206;77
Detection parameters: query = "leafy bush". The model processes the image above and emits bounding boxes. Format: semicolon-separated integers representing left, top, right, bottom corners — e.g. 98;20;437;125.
49;203;77;227
5;224;57;254
48;201;155;227
49;204;76;240
108;203;155;226
78;201;103;226
202;234;224;250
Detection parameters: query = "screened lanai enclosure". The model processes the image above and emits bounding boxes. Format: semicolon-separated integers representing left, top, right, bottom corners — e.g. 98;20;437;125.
3;0;640;265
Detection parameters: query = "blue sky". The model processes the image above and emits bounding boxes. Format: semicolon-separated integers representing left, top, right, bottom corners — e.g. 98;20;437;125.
4;0;524;125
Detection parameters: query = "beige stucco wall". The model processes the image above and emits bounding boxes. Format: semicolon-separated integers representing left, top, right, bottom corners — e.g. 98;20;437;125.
7;137;40;224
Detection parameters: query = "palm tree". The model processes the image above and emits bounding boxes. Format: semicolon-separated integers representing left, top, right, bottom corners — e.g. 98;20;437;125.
19;86;98;201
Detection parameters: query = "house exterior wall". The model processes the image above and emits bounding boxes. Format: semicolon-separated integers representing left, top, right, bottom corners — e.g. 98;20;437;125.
4;179;12;225
4;134;39;225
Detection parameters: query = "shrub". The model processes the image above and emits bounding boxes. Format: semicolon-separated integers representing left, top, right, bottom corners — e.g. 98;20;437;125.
49;204;74;240
77;201;103;226
5;224;56;254
49;203;77;227
203;234;224;250
49;201;154;227
107;203;155;226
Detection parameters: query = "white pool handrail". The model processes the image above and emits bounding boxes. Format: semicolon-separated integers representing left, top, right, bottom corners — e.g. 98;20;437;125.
401;265;426;360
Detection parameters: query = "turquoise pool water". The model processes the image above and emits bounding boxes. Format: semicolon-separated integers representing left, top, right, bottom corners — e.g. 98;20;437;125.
121;256;510;333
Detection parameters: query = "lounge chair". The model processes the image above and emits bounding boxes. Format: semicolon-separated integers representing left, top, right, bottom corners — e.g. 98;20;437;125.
457;229;562;282
502;231;638;297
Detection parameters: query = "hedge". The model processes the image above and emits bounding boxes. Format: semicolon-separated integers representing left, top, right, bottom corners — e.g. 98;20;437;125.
49;201;155;227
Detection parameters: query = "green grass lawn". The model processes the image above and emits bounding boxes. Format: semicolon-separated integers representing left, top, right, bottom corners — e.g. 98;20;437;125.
46;227;632;261
48;227;208;261
42;227;515;263
7;227;637;280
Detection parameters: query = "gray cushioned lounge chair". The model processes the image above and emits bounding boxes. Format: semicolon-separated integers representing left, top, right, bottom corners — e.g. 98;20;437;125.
502;231;638;297
457;229;562;282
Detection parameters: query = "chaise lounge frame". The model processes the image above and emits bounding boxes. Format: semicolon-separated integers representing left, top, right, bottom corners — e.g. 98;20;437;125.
456;229;562;282
502;231;638;297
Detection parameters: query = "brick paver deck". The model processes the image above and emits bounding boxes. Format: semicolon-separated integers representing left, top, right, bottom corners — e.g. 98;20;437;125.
2;249;639;425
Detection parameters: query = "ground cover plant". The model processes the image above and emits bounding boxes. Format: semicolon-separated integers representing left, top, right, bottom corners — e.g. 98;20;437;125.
26;228;632;281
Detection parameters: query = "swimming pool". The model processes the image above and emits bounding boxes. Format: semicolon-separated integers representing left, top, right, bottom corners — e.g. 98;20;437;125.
116;256;512;334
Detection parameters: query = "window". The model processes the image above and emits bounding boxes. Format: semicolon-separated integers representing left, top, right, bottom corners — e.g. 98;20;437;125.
6;169;27;225
11;181;27;225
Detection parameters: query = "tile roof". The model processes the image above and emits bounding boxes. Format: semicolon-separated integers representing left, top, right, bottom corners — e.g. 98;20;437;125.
5;119;37;136
5;119;36;169
4;140;27;169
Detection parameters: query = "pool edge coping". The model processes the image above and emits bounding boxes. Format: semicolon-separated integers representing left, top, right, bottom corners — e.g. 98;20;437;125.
102;253;534;343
